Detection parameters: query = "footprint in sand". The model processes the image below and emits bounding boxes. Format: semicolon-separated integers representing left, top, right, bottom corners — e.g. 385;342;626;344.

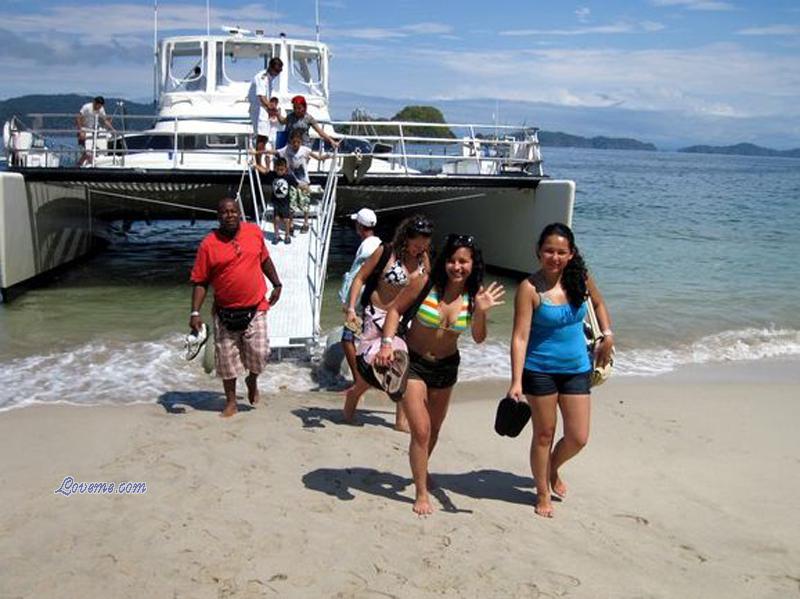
613;513;649;526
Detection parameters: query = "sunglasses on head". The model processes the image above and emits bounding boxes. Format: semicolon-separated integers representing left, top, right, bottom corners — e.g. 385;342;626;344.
410;218;433;236
447;233;476;247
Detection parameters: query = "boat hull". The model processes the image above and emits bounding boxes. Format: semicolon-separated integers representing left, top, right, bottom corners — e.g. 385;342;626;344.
0;169;573;295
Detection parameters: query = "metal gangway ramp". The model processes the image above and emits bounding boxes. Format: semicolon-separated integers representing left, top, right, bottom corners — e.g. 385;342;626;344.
242;154;338;354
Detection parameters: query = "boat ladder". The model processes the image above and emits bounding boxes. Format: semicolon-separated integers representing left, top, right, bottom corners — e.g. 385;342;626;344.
239;154;339;356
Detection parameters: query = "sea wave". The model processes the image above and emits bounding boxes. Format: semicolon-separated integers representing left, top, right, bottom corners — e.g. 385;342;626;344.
457;326;800;379
0;326;798;411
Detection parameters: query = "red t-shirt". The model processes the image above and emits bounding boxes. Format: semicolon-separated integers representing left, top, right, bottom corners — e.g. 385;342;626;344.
190;223;271;310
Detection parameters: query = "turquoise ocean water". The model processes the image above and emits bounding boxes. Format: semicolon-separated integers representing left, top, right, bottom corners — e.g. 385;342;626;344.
0;147;798;410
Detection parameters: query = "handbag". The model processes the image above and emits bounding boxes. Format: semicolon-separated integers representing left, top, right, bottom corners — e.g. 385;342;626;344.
584;299;614;386
216;306;257;332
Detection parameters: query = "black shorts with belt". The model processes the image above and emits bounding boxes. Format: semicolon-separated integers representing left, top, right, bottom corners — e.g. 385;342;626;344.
407;350;460;389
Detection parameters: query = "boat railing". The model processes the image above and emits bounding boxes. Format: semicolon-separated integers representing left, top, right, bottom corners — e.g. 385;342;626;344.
3;112;544;176
309;148;339;337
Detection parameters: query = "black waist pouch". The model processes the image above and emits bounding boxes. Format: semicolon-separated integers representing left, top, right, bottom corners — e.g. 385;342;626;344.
217;306;258;332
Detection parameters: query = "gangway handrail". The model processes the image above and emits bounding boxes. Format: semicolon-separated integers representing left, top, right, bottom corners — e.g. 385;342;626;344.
308;148;339;341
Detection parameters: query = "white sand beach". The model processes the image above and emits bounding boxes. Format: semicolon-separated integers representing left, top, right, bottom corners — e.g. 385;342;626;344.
1;365;799;598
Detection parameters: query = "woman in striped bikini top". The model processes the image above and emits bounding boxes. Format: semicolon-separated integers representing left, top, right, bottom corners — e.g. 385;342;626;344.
373;233;505;516
415;287;471;333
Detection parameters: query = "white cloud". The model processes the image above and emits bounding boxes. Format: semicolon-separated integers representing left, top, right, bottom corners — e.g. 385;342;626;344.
575;7;591;23
404;44;800;118
650;0;735;11
737;25;800;36
500;21;665;36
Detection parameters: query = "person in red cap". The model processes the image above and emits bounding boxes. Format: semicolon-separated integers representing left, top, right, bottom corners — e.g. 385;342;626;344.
279;95;339;149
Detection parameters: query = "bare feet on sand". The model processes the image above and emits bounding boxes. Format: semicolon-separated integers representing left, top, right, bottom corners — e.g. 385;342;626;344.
342;386;360;423
245;374;260;406
550;471;567;498
535;494;554;518
221;400;238;418
413;493;434;516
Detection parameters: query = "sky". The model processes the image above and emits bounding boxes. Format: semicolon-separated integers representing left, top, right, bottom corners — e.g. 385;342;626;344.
1;0;799;147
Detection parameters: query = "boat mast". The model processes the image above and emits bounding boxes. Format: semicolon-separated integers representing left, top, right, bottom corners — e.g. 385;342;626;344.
206;0;210;35
153;0;158;106
315;0;320;42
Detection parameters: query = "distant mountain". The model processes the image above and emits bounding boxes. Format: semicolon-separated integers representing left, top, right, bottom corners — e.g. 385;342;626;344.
678;142;800;158
538;131;656;151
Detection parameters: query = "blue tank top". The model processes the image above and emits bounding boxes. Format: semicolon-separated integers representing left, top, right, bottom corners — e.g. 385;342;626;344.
524;298;591;374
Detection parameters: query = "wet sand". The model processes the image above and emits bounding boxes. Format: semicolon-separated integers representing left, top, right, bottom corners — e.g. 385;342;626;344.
1;369;798;598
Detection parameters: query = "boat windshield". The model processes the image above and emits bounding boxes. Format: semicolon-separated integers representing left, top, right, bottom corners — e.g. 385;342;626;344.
167;41;206;91
218;41;278;88
289;45;324;97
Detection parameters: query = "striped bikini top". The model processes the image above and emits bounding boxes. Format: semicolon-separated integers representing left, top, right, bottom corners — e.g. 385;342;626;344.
415;288;471;333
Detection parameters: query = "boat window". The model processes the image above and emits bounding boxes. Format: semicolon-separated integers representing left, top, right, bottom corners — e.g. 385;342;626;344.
289;45;324;97
167;41;206;91
219;41;276;86
206;134;239;148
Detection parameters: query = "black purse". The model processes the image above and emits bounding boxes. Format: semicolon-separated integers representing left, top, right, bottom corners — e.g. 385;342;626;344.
216;306;257;332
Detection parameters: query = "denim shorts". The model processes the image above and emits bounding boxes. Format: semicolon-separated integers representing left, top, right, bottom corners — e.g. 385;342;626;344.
522;369;591;396
341;327;356;343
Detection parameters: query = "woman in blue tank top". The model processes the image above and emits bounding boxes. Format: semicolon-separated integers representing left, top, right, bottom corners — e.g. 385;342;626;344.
508;223;614;518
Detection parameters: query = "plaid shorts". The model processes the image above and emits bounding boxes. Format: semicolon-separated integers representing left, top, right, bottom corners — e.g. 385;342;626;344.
213;311;270;379
289;186;311;212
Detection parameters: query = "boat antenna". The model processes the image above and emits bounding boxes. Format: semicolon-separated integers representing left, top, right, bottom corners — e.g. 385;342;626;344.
153;0;158;106
206;0;210;35
315;0;320;42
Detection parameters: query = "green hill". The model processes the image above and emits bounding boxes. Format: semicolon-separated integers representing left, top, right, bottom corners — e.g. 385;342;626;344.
679;142;800;158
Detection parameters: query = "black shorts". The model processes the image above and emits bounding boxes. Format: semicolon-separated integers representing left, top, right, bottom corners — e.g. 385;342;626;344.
272;197;291;219
407;350;460;389
522;369;591;396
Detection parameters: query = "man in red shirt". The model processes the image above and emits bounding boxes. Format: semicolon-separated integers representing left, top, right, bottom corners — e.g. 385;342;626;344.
190;198;283;417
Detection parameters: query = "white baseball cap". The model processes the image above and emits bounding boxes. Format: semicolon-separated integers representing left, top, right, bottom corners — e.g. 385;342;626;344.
350;207;377;227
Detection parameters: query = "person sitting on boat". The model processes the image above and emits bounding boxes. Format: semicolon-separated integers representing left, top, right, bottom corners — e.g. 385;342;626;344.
249;57;284;169
185;66;206;92
338;208;382;393
253;156;298;245
374;234;505;515
258;128;330;234
76;96;114;167
279;95;339;150
189;198;283;418
343;215;434;430
507;222;614;518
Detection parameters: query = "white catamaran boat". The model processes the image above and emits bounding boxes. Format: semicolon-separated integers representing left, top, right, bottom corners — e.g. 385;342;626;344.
0;27;574;350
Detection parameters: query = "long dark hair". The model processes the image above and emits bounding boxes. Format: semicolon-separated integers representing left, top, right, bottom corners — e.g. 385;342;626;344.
430;234;485;314
537;223;588;308
391;214;433;263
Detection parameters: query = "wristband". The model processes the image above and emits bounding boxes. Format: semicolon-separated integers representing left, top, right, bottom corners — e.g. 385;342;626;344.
190;310;201;317
273;283;282;288
380;336;393;346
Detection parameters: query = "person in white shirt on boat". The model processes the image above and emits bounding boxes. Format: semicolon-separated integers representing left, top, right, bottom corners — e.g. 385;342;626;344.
76;96;114;167
338;208;381;390
249;57;284;169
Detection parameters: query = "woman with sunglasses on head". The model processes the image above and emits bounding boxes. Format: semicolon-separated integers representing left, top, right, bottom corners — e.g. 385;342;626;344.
508;223;613;518
375;234;505;515
343;215;434;430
